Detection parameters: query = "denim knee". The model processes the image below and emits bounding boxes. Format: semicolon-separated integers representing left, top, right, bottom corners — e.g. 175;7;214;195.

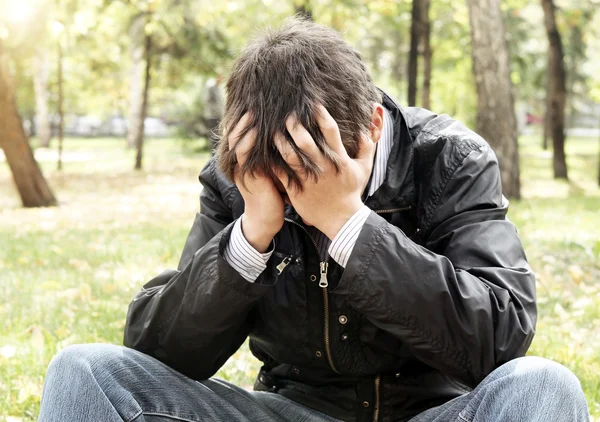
46;343;125;383
506;357;582;392
498;356;589;413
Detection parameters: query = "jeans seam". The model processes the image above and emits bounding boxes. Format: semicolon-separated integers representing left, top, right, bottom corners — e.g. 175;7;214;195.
141;412;199;422
125;409;143;422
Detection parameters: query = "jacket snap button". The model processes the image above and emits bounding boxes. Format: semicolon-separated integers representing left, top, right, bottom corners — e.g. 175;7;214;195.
338;315;348;324
395;372;401;378
341;333;348;341
363;401;370;408
293;367;300;375
310;275;317;281
315;350;322;358
259;375;266;383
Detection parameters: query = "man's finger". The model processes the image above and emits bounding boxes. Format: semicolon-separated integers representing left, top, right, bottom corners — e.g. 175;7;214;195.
227;113;255;167
285;114;323;163
227;113;251;149
274;131;302;169
235;127;258;168
316;104;348;159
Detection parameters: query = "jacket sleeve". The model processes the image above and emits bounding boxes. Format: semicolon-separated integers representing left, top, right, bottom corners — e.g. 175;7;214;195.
332;143;537;386
123;159;273;380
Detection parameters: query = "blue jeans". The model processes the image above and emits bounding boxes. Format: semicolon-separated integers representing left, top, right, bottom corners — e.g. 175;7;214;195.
39;344;590;422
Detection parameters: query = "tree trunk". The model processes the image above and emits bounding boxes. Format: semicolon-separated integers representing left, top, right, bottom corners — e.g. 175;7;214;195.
33;47;51;148
407;0;422;107
127;14;145;149
134;34;152;170
541;0;568;179
421;0;432;110
295;0;312;20
466;0;521;199
57;41;64;171
0;43;57;207
542;78;549;150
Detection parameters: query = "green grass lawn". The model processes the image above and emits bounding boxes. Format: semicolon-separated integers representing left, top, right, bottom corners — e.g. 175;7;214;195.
0;135;599;420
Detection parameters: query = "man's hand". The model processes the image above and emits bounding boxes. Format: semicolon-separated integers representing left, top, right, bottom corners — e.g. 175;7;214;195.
274;105;376;240
228;114;285;252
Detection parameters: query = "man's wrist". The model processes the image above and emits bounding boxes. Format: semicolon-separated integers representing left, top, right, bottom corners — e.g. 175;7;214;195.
320;199;364;240
241;214;277;253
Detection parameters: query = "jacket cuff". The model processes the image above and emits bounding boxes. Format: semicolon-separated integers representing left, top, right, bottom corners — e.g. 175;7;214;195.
224;217;274;282
331;211;388;295
217;222;276;295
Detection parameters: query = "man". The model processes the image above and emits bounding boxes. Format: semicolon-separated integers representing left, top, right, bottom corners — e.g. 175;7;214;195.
39;18;589;422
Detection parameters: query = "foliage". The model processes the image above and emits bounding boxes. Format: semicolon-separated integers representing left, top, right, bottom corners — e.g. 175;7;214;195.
1;135;599;419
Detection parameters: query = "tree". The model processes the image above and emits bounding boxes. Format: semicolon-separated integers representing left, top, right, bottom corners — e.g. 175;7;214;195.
466;0;521;198
127;13;146;150
407;0;423;106
33;47;52;148
134;31;152;170
295;0;313;20
56;29;65;171
421;0;432;109
0;42;57;207
541;0;568;179
122;0;230;169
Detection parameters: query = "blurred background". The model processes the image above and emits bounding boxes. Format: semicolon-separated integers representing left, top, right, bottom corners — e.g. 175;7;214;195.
0;0;599;420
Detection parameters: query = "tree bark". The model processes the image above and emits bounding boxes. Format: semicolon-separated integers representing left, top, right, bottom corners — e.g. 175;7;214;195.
134;34;152;170
466;0;521;199
127;14;145;149
33;47;52;148
57;41;64;171
407;0;422;107
0;43;57;207
541;0;568;179
421;0;432;110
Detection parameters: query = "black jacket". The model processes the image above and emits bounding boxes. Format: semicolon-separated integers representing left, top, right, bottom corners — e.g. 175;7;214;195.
124;93;537;422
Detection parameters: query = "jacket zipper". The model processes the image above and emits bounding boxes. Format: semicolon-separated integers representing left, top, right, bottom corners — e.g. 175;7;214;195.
284;218;340;375
373;374;380;422
276;256;292;274
374;206;412;214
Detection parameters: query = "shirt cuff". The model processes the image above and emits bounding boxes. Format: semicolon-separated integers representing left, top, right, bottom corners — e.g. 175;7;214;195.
328;205;371;268
223;217;274;282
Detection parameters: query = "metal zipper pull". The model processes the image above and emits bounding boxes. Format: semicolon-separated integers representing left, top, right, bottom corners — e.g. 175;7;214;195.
276;256;292;275
319;261;329;288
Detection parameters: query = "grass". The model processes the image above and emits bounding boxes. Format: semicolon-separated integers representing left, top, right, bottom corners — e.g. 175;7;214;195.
0;134;599;420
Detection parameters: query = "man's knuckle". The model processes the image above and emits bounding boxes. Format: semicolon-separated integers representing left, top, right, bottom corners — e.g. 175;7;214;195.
321;119;338;134
294;135;313;151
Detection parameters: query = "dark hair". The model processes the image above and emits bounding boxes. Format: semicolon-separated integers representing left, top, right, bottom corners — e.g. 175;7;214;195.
217;17;381;190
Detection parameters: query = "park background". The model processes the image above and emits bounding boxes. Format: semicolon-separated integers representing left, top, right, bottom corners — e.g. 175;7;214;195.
1;0;599;420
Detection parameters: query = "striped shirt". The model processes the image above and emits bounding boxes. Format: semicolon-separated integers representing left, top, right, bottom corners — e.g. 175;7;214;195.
224;109;394;282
